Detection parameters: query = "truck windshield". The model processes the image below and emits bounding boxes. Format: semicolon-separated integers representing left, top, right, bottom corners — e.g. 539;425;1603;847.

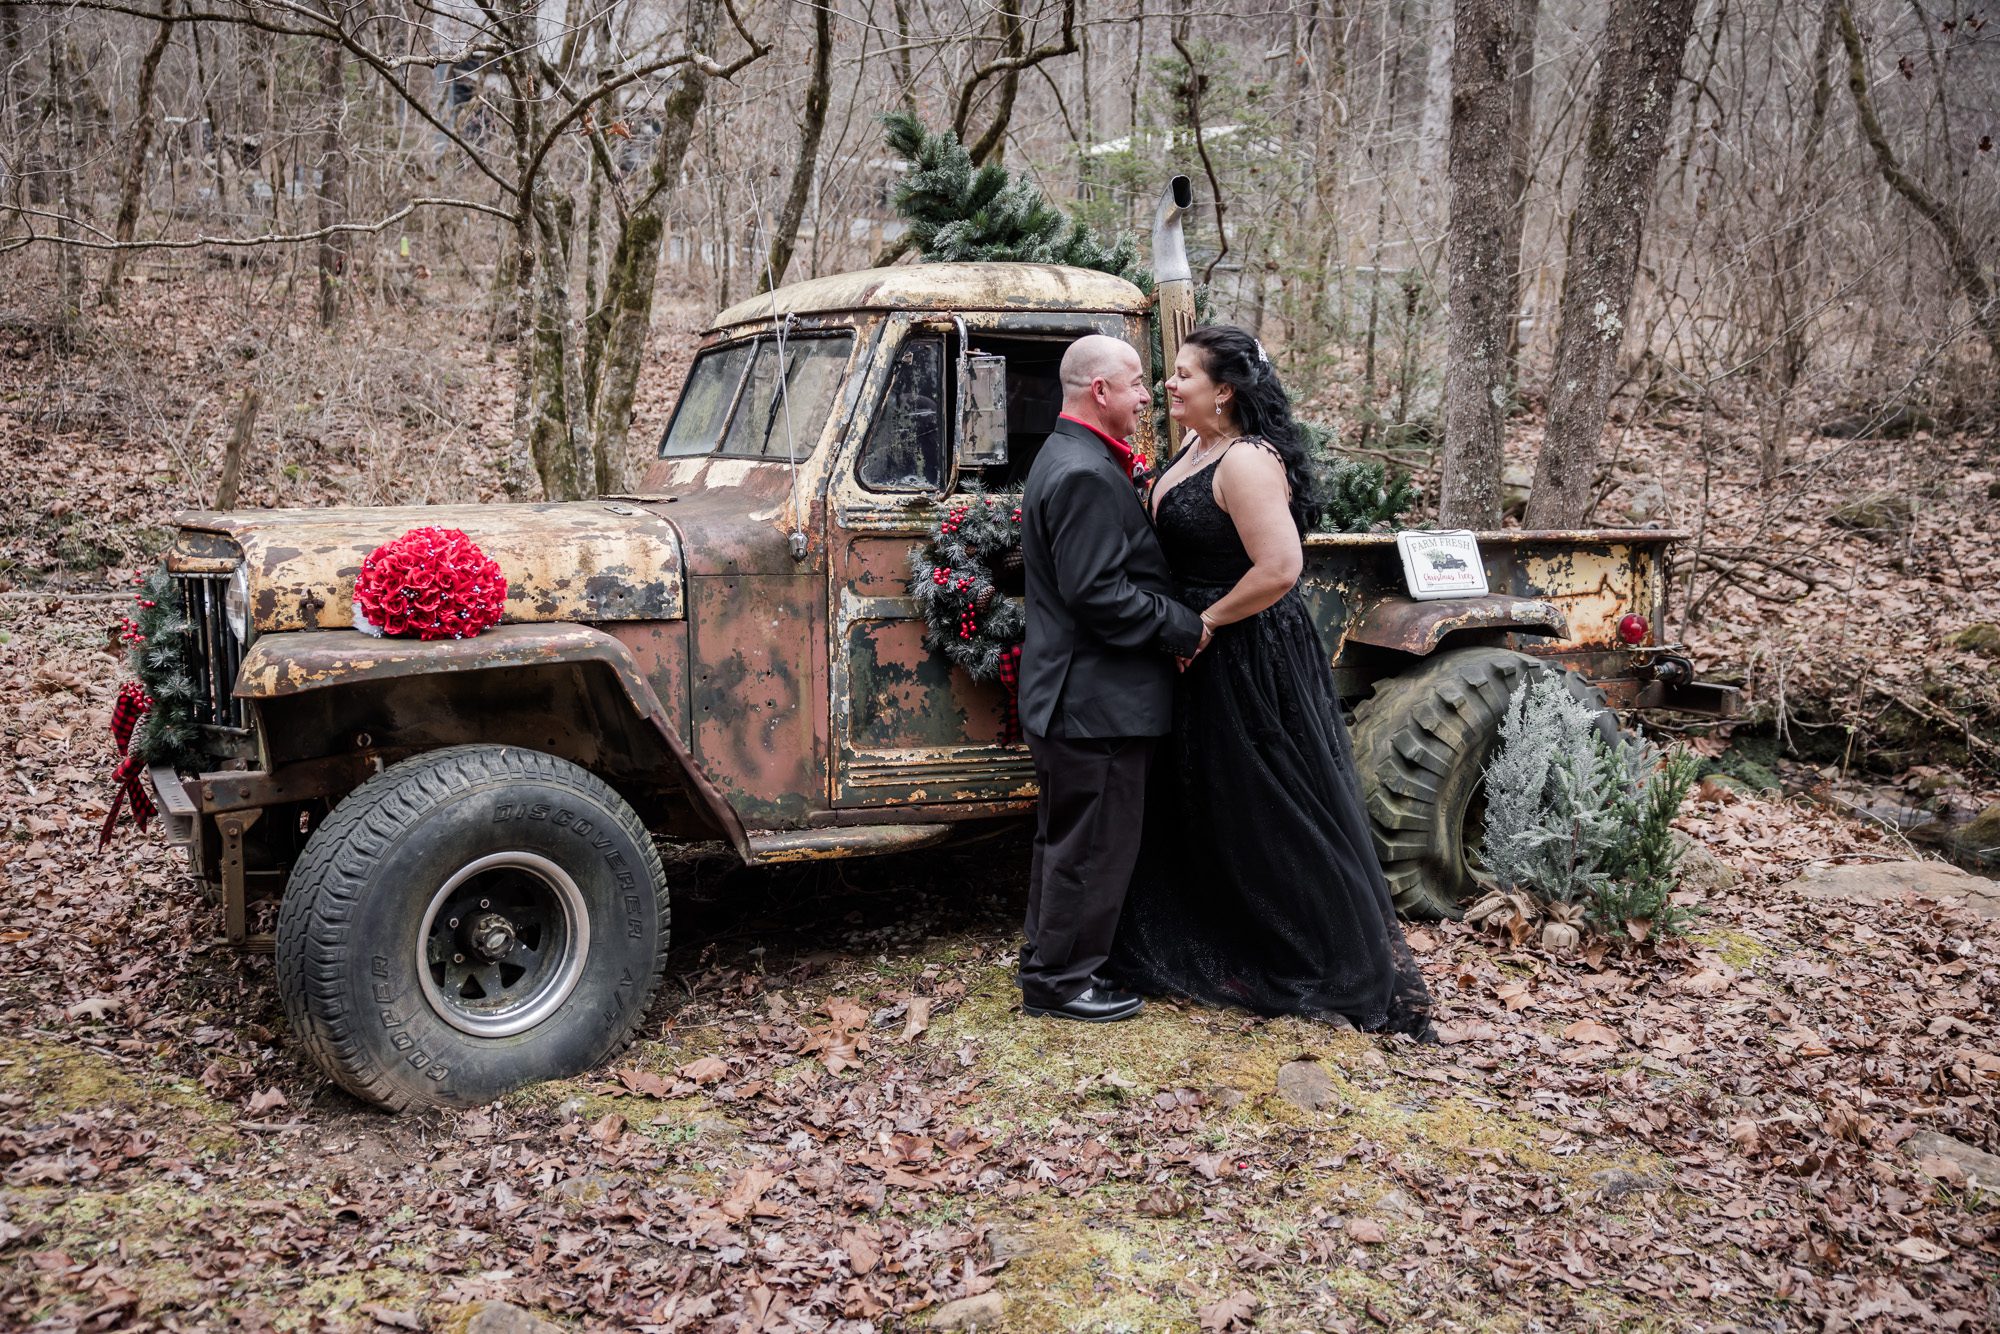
659;333;854;459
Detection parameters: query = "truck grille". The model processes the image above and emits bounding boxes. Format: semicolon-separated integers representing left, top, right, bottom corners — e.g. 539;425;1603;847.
175;573;249;729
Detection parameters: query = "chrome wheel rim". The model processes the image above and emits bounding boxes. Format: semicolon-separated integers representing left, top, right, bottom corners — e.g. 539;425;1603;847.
415;851;589;1037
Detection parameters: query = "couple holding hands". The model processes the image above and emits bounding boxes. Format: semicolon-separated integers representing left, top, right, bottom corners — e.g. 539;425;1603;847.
1015;327;1433;1039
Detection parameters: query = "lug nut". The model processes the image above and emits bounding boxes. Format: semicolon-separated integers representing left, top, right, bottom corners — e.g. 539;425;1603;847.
453;953;464;963
448;917;459;928
479;899;490;909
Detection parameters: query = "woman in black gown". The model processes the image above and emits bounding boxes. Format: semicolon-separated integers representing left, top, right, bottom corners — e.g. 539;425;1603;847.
1110;326;1433;1037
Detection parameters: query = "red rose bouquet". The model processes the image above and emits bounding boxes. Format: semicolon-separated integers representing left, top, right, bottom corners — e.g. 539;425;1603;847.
352;527;506;640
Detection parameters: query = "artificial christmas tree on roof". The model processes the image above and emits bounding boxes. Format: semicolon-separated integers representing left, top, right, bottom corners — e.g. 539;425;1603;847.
882;111;1148;287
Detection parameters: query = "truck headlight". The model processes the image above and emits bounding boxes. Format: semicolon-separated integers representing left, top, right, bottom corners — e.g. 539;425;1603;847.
225;565;250;642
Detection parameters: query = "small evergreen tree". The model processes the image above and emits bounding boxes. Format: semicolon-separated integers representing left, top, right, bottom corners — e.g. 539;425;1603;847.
1482;672;1701;941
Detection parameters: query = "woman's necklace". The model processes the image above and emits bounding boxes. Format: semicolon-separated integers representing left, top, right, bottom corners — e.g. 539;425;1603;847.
1185;432;1231;468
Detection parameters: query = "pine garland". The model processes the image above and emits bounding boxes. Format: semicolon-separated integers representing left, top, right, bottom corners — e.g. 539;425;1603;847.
907;489;1026;681
120;567;203;768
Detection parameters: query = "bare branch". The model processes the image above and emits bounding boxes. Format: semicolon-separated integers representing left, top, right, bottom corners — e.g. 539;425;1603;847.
0;196;513;255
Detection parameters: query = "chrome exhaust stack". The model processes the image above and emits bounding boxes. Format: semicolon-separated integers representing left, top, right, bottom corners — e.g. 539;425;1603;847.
1151;176;1196;457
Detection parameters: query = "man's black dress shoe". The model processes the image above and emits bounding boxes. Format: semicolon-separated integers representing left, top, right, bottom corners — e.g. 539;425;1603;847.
1023;985;1144;1023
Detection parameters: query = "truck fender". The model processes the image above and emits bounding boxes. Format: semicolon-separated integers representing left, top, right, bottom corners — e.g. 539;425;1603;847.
234;623;748;855
1342;594;1569;656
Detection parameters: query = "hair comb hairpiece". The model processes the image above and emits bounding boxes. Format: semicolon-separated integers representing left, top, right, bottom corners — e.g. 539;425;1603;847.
1254;339;1270;365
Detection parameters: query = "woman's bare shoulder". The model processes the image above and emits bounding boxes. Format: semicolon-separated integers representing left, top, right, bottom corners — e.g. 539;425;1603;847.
1218;437;1288;482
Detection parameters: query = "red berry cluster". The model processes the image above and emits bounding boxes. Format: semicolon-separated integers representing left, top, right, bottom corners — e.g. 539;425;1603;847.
115;615;145;646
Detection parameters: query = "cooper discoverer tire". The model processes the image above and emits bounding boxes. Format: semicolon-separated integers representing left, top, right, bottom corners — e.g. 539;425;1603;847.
1351;648;1618;920
276;745;668;1111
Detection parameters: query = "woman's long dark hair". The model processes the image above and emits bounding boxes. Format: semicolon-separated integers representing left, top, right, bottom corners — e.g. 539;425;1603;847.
1182;325;1318;532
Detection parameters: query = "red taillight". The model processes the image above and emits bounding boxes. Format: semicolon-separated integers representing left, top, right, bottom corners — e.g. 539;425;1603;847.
1618;613;1650;645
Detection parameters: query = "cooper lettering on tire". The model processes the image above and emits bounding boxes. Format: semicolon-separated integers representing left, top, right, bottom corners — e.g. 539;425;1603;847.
276;746;668;1111
1351;648;1619;920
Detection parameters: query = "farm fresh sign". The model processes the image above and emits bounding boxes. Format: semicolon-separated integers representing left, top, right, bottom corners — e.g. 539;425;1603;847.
1396;531;1489;600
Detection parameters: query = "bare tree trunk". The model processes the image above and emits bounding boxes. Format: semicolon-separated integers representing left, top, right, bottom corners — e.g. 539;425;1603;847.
49;29;84;346
891;0;918;117
314;30;347;326
1413;0;1453;260
587;0;719;494
214;390;258;509
963;4;1025;166
759;0;832;293
102;0;176;305
1835;3;2000;367
1526;0;1698;529
1761;1;1838;486
0;5;25;146
1497;0;1540;378
1437;0;1520;529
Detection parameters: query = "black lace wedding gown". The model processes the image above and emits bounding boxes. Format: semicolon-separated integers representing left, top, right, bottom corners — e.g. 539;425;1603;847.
1110;449;1433;1035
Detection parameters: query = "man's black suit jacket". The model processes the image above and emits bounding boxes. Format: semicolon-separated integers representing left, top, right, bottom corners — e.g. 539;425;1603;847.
1017;418;1204;739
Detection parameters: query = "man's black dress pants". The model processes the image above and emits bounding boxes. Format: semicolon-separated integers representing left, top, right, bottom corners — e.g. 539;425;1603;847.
1018;729;1156;1009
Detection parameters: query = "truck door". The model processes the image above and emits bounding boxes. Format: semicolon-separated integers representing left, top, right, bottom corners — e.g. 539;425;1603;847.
828;313;1114;809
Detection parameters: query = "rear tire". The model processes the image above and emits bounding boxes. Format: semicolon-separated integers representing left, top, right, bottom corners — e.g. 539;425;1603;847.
276;745;668;1111
1351;648;1617;920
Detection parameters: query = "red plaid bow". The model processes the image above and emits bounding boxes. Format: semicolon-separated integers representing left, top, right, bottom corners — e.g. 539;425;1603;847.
996;644;1023;746
100;682;156;846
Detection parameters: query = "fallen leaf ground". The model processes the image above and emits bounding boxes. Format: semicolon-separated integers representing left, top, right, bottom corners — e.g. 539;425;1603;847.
2;267;1997;1332
3;593;1996;1332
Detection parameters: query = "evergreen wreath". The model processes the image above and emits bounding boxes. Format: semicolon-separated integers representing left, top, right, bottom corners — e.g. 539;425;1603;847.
119;566;203;769
907;489;1026;682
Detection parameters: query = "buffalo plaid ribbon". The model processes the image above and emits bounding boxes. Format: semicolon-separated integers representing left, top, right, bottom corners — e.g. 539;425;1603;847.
997;644;1023;746
100;682;156;846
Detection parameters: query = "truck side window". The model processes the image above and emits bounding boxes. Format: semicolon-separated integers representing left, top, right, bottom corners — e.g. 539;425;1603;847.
858;338;946;491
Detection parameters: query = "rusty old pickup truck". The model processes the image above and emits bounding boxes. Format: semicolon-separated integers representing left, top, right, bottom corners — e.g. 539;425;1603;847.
150;234;1734;1108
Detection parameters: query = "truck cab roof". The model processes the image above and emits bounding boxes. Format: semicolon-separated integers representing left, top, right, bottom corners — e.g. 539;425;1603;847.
706;262;1150;332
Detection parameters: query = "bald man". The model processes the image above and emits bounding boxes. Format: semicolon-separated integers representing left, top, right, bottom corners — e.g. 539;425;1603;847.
1015;333;1206;1023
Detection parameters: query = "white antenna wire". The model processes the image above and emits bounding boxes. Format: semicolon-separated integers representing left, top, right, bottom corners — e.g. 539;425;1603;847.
754;198;808;561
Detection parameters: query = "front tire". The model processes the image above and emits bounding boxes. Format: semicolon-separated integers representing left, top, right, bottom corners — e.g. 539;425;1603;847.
276;745;668;1111
1351;648;1617;920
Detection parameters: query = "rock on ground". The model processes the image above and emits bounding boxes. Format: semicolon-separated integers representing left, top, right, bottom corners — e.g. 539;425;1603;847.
1275;1060;1339;1111
440;1303;565;1334
1782;859;1999;920
1905;1130;2000;1201
929;1292;1004;1329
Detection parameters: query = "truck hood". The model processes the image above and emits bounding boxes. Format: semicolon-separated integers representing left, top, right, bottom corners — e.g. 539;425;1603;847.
173;501;684;632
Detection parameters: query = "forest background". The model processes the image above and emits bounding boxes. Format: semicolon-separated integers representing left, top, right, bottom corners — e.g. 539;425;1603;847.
1;0;1998;1330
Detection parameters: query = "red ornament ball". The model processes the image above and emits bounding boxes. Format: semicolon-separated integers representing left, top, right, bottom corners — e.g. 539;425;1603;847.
352;526;506;640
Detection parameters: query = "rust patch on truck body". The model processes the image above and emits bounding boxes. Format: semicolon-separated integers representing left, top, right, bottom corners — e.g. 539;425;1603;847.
173;501;684;632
